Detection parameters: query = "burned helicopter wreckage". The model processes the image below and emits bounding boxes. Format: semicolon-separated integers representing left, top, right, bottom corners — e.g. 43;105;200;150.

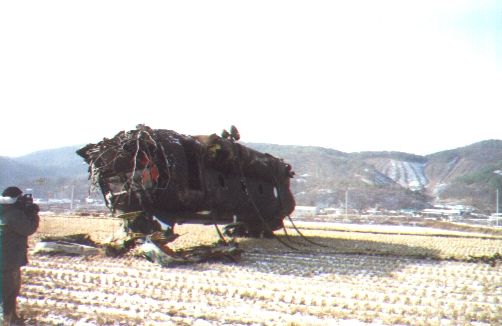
76;125;296;262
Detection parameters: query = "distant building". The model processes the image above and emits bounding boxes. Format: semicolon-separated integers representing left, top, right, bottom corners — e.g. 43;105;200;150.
293;206;319;218
363;209;383;216
323;207;343;216
489;213;502;226
420;205;466;221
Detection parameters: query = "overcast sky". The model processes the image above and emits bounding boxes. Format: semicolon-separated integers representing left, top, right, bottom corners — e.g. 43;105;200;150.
1;1;501;157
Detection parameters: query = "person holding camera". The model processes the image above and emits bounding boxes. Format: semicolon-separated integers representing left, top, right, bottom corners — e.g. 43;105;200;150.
1;186;39;325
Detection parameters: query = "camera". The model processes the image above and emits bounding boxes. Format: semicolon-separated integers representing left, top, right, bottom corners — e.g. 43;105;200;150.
16;193;39;215
18;193;34;206
23;193;33;204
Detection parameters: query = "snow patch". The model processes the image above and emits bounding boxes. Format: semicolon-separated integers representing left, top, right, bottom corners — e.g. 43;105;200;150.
384;160;428;191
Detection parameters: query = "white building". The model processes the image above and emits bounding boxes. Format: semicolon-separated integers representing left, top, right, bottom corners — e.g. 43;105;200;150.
293;206;318;218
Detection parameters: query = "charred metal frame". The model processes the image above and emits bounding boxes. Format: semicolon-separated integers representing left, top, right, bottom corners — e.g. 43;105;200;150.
77;125;296;237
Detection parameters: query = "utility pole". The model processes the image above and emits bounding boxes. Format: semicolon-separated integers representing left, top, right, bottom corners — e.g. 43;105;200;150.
497;188;499;215
345;189;348;220
493;170;502;227
497;188;499;226
70;185;75;211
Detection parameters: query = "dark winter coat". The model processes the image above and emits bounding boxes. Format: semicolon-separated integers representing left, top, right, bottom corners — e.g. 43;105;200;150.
0;204;39;271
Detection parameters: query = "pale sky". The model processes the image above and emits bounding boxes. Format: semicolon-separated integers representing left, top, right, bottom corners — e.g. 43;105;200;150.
1;1;501;158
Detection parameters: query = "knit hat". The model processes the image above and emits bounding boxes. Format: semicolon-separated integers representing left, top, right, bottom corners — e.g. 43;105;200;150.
2;186;23;198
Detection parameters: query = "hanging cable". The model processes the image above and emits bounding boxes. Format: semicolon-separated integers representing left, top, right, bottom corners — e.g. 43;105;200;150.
213;221;228;245
229;140;300;251
280;221;308;247
270;173;334;249
286;215;330;248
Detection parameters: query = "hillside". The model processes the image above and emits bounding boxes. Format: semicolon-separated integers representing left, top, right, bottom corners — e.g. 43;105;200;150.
15;145;88;176
247;143;430;210
248;141;502;212
0;146;89;201
425;140;502;210
2;139;502;213
0;156;46;188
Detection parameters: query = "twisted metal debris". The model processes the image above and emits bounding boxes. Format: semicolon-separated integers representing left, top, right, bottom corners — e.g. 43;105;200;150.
76;125;296;263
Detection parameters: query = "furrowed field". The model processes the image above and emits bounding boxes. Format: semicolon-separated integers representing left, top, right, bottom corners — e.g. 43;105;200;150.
19;214;502;325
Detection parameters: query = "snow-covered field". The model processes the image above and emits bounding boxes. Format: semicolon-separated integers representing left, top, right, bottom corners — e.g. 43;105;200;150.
287;220;495;237
18;216;502;325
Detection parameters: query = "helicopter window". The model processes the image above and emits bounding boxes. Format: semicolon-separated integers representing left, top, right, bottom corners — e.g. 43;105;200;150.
218;174;225;188
258;184;264;195
184;147;202;190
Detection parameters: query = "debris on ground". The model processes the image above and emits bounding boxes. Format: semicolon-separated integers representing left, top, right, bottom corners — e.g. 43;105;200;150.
34;229;243;266
137;239;243;267
34;234;102;256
